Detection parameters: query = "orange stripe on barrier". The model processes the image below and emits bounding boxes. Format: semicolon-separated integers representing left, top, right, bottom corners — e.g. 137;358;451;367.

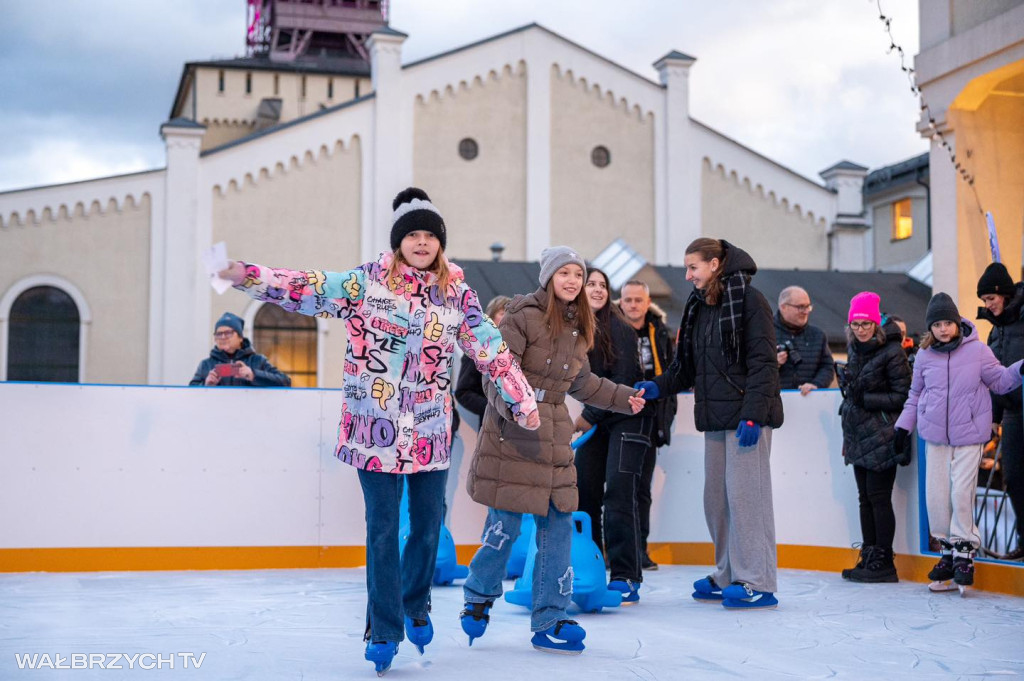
0;546;367;572
2;543;1022;597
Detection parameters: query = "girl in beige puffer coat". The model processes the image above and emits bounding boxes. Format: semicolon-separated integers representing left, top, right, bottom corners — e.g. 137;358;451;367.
461;246;646;655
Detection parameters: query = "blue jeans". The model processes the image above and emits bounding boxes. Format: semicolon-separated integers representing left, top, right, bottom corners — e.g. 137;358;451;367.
357;468;447;643
463;503;573;631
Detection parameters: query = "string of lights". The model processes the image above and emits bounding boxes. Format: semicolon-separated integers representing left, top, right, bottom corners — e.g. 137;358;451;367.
874;0;984;213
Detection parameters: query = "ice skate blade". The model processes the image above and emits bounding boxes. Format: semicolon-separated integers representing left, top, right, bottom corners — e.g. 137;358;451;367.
375;662;391;676
928;580;957;592
532;642;584;655
958;584;970;597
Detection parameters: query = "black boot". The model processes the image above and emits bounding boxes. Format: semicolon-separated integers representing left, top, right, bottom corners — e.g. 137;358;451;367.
848;545;898;583
841;544;867;580
952;541;975;586
928;541;954;581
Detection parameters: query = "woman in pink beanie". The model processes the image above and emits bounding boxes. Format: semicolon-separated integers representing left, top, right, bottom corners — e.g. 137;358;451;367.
839;291;912;582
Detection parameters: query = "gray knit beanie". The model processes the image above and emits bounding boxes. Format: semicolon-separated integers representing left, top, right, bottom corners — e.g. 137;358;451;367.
538;246;587;288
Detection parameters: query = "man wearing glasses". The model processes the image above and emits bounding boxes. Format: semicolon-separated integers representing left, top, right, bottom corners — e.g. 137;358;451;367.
774;286;834;396
189;311;291;388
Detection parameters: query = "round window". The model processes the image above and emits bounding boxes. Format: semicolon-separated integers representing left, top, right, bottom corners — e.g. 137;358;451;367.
458;138;479;161
591;145;611;168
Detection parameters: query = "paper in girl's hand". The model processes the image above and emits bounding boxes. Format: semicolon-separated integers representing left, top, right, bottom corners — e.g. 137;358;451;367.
201;242;232;294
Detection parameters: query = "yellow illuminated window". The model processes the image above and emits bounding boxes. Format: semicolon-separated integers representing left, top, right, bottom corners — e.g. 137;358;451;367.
892;198;913;240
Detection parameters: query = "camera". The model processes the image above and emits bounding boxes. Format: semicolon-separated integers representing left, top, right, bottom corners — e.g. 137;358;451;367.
214;363;240;378
775;339;801;364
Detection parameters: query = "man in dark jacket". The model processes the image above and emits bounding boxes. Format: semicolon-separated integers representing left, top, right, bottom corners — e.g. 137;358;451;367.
618;280;677;570
976;262;1024;560
189;312;291;387
775;286;835;395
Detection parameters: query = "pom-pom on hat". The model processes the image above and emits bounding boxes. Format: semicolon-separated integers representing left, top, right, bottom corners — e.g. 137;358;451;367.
976;262;1014;298
848;291;881;325
538;246;587;288
390;187;447;252
215;311;244;336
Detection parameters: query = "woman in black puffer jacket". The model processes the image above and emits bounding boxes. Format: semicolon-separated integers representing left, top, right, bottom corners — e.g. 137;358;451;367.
573;267;647;600
840;292;912;583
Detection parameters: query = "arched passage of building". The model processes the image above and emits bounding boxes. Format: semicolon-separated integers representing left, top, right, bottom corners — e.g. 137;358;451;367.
0;275;92;383
252;302;319;388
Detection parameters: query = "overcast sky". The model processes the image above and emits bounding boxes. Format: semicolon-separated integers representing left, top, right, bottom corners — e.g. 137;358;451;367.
0;0;926;193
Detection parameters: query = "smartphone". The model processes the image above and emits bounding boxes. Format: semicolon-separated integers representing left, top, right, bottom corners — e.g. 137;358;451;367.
214;363;238;378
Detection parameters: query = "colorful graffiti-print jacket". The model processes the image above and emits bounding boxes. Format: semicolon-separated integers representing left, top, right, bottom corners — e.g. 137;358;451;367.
234;251;537;474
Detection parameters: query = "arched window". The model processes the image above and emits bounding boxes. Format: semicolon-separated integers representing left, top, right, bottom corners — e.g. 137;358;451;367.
253;304;317;387
7;286;80;382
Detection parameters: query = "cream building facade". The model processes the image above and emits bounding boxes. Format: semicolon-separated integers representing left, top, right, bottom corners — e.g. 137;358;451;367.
1;23;855;387
916;0;1024;315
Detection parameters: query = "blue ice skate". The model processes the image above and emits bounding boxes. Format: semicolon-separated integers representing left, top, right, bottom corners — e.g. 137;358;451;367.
460;600;493;646
692;575;723;603
404;615;433;655
721;582;778;610
531;619;586;655
607;579;640;605
364;641;398;676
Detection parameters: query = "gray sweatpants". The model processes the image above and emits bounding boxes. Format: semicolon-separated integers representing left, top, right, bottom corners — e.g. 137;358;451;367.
704;428;778;593
925;442;983;549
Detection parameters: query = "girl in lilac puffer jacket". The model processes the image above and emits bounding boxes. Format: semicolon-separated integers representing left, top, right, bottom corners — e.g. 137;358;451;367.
895;293;1023;590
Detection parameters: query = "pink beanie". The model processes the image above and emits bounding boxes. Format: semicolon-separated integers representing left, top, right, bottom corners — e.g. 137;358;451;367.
849;291;881;325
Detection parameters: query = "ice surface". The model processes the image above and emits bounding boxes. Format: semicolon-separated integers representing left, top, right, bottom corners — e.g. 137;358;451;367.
1;565;1021;680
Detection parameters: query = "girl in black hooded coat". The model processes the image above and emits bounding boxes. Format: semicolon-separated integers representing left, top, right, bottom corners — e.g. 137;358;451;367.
639;238;783;610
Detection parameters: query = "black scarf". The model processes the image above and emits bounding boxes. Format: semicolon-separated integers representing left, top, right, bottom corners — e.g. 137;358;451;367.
681;271;750;365
931;322;970;354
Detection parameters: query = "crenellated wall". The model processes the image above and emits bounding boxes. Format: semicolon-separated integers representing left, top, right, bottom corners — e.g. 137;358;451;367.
550;64;655;261
412;64;528;260
0;195;152;384
700;159;828;270
209;139;363;388
1;23;873;389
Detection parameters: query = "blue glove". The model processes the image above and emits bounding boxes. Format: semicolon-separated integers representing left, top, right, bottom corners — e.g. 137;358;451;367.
735;420;761;448
634;380;659;400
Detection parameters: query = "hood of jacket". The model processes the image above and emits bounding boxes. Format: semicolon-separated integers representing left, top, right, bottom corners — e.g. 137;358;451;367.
720;240;758;277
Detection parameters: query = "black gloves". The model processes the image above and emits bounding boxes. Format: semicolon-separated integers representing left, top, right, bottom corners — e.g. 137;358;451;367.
893;427;910;453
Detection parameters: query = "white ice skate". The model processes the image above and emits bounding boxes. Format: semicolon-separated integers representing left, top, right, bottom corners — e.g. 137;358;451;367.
927;579;958;593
